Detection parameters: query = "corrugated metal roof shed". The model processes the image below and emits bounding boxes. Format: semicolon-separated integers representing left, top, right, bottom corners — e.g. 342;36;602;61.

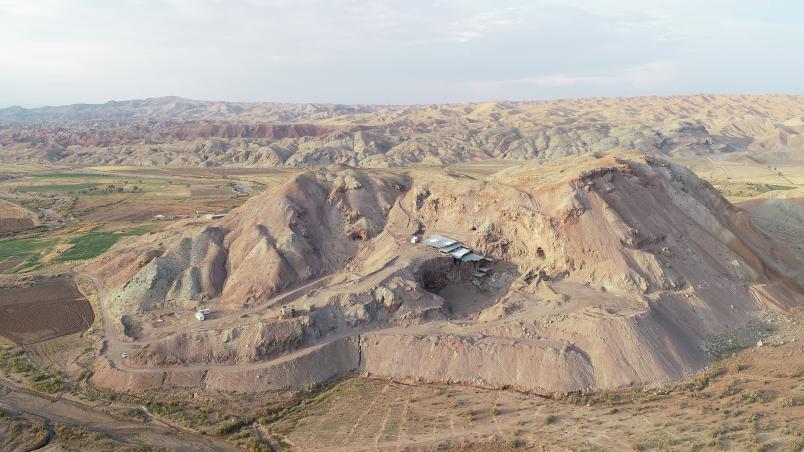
450;248;471;259
423;235;457;248
439;243;465;253
460;253;484;262
421;235;494;264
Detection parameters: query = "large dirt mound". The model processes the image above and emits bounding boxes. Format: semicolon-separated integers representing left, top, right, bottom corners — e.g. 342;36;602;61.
94;168;410;316
88;151;804;393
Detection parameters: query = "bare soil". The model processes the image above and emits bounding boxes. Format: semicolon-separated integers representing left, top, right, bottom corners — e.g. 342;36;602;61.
0;278;94;345
0;260;21;272
271;315;803;451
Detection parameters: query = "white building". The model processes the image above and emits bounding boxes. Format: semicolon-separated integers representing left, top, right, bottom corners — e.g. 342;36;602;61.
195;308;210;321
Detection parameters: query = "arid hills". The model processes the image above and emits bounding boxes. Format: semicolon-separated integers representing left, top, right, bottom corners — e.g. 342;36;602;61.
2;94;803;167
85;150;804;395
1;95;803;450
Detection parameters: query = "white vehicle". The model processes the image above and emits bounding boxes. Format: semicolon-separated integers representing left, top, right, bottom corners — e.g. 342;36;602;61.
121;352;128;358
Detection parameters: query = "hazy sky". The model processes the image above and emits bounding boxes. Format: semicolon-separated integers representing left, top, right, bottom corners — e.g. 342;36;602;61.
1;0;803;107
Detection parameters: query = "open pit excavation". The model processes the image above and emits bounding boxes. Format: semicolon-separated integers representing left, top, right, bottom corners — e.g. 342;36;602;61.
81;151;804;395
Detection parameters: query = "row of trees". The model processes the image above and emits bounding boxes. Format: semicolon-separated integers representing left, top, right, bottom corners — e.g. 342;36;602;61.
86;184;141;193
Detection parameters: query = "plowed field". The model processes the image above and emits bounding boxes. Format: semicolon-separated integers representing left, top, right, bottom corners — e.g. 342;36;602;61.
0;279;94;344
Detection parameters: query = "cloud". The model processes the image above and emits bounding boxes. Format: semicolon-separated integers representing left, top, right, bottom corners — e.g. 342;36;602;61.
451;30;483;43
0;0;802;105
476;61;680;89
443;6;522;43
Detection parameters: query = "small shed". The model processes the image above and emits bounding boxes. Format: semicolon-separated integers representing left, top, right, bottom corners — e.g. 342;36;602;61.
449;247;471;259
439;243;465;253
423;235;457;248
460;253;484;263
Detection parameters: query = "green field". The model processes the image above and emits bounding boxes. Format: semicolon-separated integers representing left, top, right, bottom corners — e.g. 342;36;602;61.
17;183;100;193
54;227;153;262
29;172;113;179
0;164;257;274
764;184;796;191
0;237;59;272
0;226;156;272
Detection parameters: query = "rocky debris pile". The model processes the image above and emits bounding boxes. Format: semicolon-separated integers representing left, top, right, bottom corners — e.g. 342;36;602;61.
702;318;778;358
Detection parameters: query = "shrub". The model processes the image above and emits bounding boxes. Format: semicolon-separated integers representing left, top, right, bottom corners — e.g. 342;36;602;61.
215;418;251;436
243;438;271;452
741;389;774;404
121;407;150;422
508;438;527;448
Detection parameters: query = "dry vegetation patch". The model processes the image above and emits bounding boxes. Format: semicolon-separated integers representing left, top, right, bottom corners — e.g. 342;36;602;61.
261;315;803;451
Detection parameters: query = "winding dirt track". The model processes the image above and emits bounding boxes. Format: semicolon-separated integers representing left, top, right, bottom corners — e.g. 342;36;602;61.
82;272;362;374
0;378;236;451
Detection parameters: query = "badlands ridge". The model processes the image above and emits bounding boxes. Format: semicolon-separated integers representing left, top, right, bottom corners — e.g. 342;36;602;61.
2;94;803;167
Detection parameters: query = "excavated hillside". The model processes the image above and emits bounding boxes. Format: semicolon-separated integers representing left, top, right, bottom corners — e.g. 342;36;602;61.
94;168;411;314
88;151;804;394
3;94;804;167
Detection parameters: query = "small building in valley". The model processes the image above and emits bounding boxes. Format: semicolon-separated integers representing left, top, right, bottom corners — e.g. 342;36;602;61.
195;308;211;321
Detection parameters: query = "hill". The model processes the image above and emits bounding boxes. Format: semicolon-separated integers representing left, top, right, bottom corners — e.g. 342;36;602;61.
2;94;803;167
85;151;804;394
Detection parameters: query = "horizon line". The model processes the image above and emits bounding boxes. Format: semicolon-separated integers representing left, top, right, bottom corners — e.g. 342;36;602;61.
2;92;803;111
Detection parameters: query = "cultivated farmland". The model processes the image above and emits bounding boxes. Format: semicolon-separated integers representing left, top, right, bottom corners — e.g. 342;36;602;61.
0;278;94;344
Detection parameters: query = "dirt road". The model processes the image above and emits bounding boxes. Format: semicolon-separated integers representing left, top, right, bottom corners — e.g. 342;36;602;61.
82;272;350;374
0;378;236;451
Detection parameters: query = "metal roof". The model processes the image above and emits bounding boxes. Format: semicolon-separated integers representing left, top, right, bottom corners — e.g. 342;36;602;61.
460;253;484;262
420;235;493;264
423;234;457;248
439;243;465;253
450;248;471;259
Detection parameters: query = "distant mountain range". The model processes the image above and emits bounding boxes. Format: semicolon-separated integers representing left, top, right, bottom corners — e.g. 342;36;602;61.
1;94;802;167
